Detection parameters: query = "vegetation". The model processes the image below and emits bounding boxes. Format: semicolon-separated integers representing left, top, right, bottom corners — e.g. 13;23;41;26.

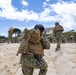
63;30;76;42
0;28;76;43
0;36;5;43
0;36;5;39
13;28;21;37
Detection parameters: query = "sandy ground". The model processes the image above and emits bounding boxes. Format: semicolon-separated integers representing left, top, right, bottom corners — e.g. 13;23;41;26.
0;43;76;75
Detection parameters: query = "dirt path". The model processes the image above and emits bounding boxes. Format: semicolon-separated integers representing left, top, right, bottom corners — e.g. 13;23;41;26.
0;43;76;75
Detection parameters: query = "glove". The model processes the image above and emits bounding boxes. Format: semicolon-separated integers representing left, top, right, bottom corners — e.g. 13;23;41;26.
34;54;41;62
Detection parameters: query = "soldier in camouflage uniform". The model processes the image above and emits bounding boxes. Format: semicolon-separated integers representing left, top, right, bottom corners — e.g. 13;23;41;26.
8;27;13;43
53;22;64;51
17;24;50;75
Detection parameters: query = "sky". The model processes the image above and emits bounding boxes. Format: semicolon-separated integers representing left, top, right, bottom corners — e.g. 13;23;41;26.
0;0;76;37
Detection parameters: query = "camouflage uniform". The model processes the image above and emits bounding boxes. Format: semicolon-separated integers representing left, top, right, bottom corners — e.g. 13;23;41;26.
8;27;13;43
53;22;64;51
20;54;48;75
55;31;62;49
17;25;50;75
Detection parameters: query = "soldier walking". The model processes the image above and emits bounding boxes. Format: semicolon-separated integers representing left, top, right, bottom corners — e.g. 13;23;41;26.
53;22;64;51
8;27;13;43
17;24;50;75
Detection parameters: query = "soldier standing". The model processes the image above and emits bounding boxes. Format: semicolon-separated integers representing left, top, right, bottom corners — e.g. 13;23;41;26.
17;24;50;75
8;27;13;43
53;22;64;51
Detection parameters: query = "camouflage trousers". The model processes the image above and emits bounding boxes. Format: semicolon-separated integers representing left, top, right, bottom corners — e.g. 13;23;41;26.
20;54;48;75
55;31;62;48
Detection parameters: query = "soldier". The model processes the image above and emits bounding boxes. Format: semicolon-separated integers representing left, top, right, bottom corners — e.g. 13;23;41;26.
8;27;13;43
17;24;50;75
53;22;64;51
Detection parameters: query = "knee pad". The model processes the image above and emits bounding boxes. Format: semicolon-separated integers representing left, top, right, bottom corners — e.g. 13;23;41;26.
45;67;48;71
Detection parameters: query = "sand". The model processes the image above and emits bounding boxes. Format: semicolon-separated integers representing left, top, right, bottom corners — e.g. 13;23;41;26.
0;43;76;75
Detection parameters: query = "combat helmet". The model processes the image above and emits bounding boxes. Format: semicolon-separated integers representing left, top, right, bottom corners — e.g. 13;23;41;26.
34;24;45;33
55;22;59;25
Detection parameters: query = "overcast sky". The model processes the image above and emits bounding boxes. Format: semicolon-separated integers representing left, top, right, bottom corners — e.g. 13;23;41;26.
0;0;76;37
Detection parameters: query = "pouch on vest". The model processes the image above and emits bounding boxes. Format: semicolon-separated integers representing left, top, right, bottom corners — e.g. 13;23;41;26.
29;42;44;56
29;29;41;44
17;28;41;55
17;38;29;54
54;25;64;32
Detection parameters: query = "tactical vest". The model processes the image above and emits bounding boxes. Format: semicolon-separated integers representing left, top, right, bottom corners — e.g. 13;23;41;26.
29;42;44;56
23;28;41;44
17;28;44;56
54;25;64;32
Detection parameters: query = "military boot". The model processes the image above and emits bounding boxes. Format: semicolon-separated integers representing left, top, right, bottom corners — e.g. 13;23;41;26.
55;46;60;52
55;47;58;51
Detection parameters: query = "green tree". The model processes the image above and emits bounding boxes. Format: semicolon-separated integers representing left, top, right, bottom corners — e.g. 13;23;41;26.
63;30;76;42
0;36;5;43
0;36;5;39
13;28;21;37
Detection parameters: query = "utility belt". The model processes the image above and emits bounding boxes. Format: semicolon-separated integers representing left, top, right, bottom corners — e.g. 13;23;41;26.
22;53;34;58
29;41;39;44
22;53;42;62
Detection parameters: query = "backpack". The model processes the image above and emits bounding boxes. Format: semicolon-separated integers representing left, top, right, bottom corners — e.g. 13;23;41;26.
29;42;44;56
54;25;64;32
29;29;41;44
17;28;41;55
